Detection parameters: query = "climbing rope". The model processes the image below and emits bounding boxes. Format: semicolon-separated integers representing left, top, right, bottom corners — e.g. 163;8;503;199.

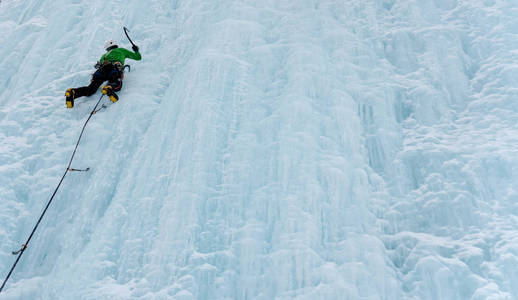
0;94;105;294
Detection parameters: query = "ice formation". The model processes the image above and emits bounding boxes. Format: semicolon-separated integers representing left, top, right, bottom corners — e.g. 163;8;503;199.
1;0;517;299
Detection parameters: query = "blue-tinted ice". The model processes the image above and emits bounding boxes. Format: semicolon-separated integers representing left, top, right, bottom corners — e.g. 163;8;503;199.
1;0;517;299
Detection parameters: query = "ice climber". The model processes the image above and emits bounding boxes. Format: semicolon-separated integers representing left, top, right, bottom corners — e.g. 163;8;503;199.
65;40;141;108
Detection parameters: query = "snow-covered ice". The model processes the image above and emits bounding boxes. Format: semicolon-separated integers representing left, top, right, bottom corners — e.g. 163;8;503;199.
1;0;518;299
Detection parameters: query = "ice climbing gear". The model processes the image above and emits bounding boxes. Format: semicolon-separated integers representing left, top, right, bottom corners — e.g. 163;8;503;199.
67;167;90;172
93;104;107;114
0;94;105;294
65;88;75;108
11;245;26;256
104;39;118;51
102;85;119;103
123;26;136;48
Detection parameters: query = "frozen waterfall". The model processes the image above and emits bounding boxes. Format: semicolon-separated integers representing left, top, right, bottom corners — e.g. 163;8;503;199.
1;0;517;299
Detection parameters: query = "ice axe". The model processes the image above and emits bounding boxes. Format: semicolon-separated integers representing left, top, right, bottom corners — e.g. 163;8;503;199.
123;26;137;48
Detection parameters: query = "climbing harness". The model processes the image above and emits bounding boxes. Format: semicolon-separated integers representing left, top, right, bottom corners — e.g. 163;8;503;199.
0;94;105;294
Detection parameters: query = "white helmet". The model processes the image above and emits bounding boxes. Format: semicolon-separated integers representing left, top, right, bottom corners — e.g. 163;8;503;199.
104;39;118;50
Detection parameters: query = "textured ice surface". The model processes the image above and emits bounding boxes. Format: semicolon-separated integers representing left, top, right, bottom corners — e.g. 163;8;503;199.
1;0;518;299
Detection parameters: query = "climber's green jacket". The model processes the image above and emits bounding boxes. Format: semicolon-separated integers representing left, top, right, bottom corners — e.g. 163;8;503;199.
99;47;141;65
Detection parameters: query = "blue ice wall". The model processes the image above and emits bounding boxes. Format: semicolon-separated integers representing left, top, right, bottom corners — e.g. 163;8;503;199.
1;0;517;299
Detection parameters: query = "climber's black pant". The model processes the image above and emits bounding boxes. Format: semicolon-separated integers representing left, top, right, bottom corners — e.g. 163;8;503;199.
74;64;123;98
